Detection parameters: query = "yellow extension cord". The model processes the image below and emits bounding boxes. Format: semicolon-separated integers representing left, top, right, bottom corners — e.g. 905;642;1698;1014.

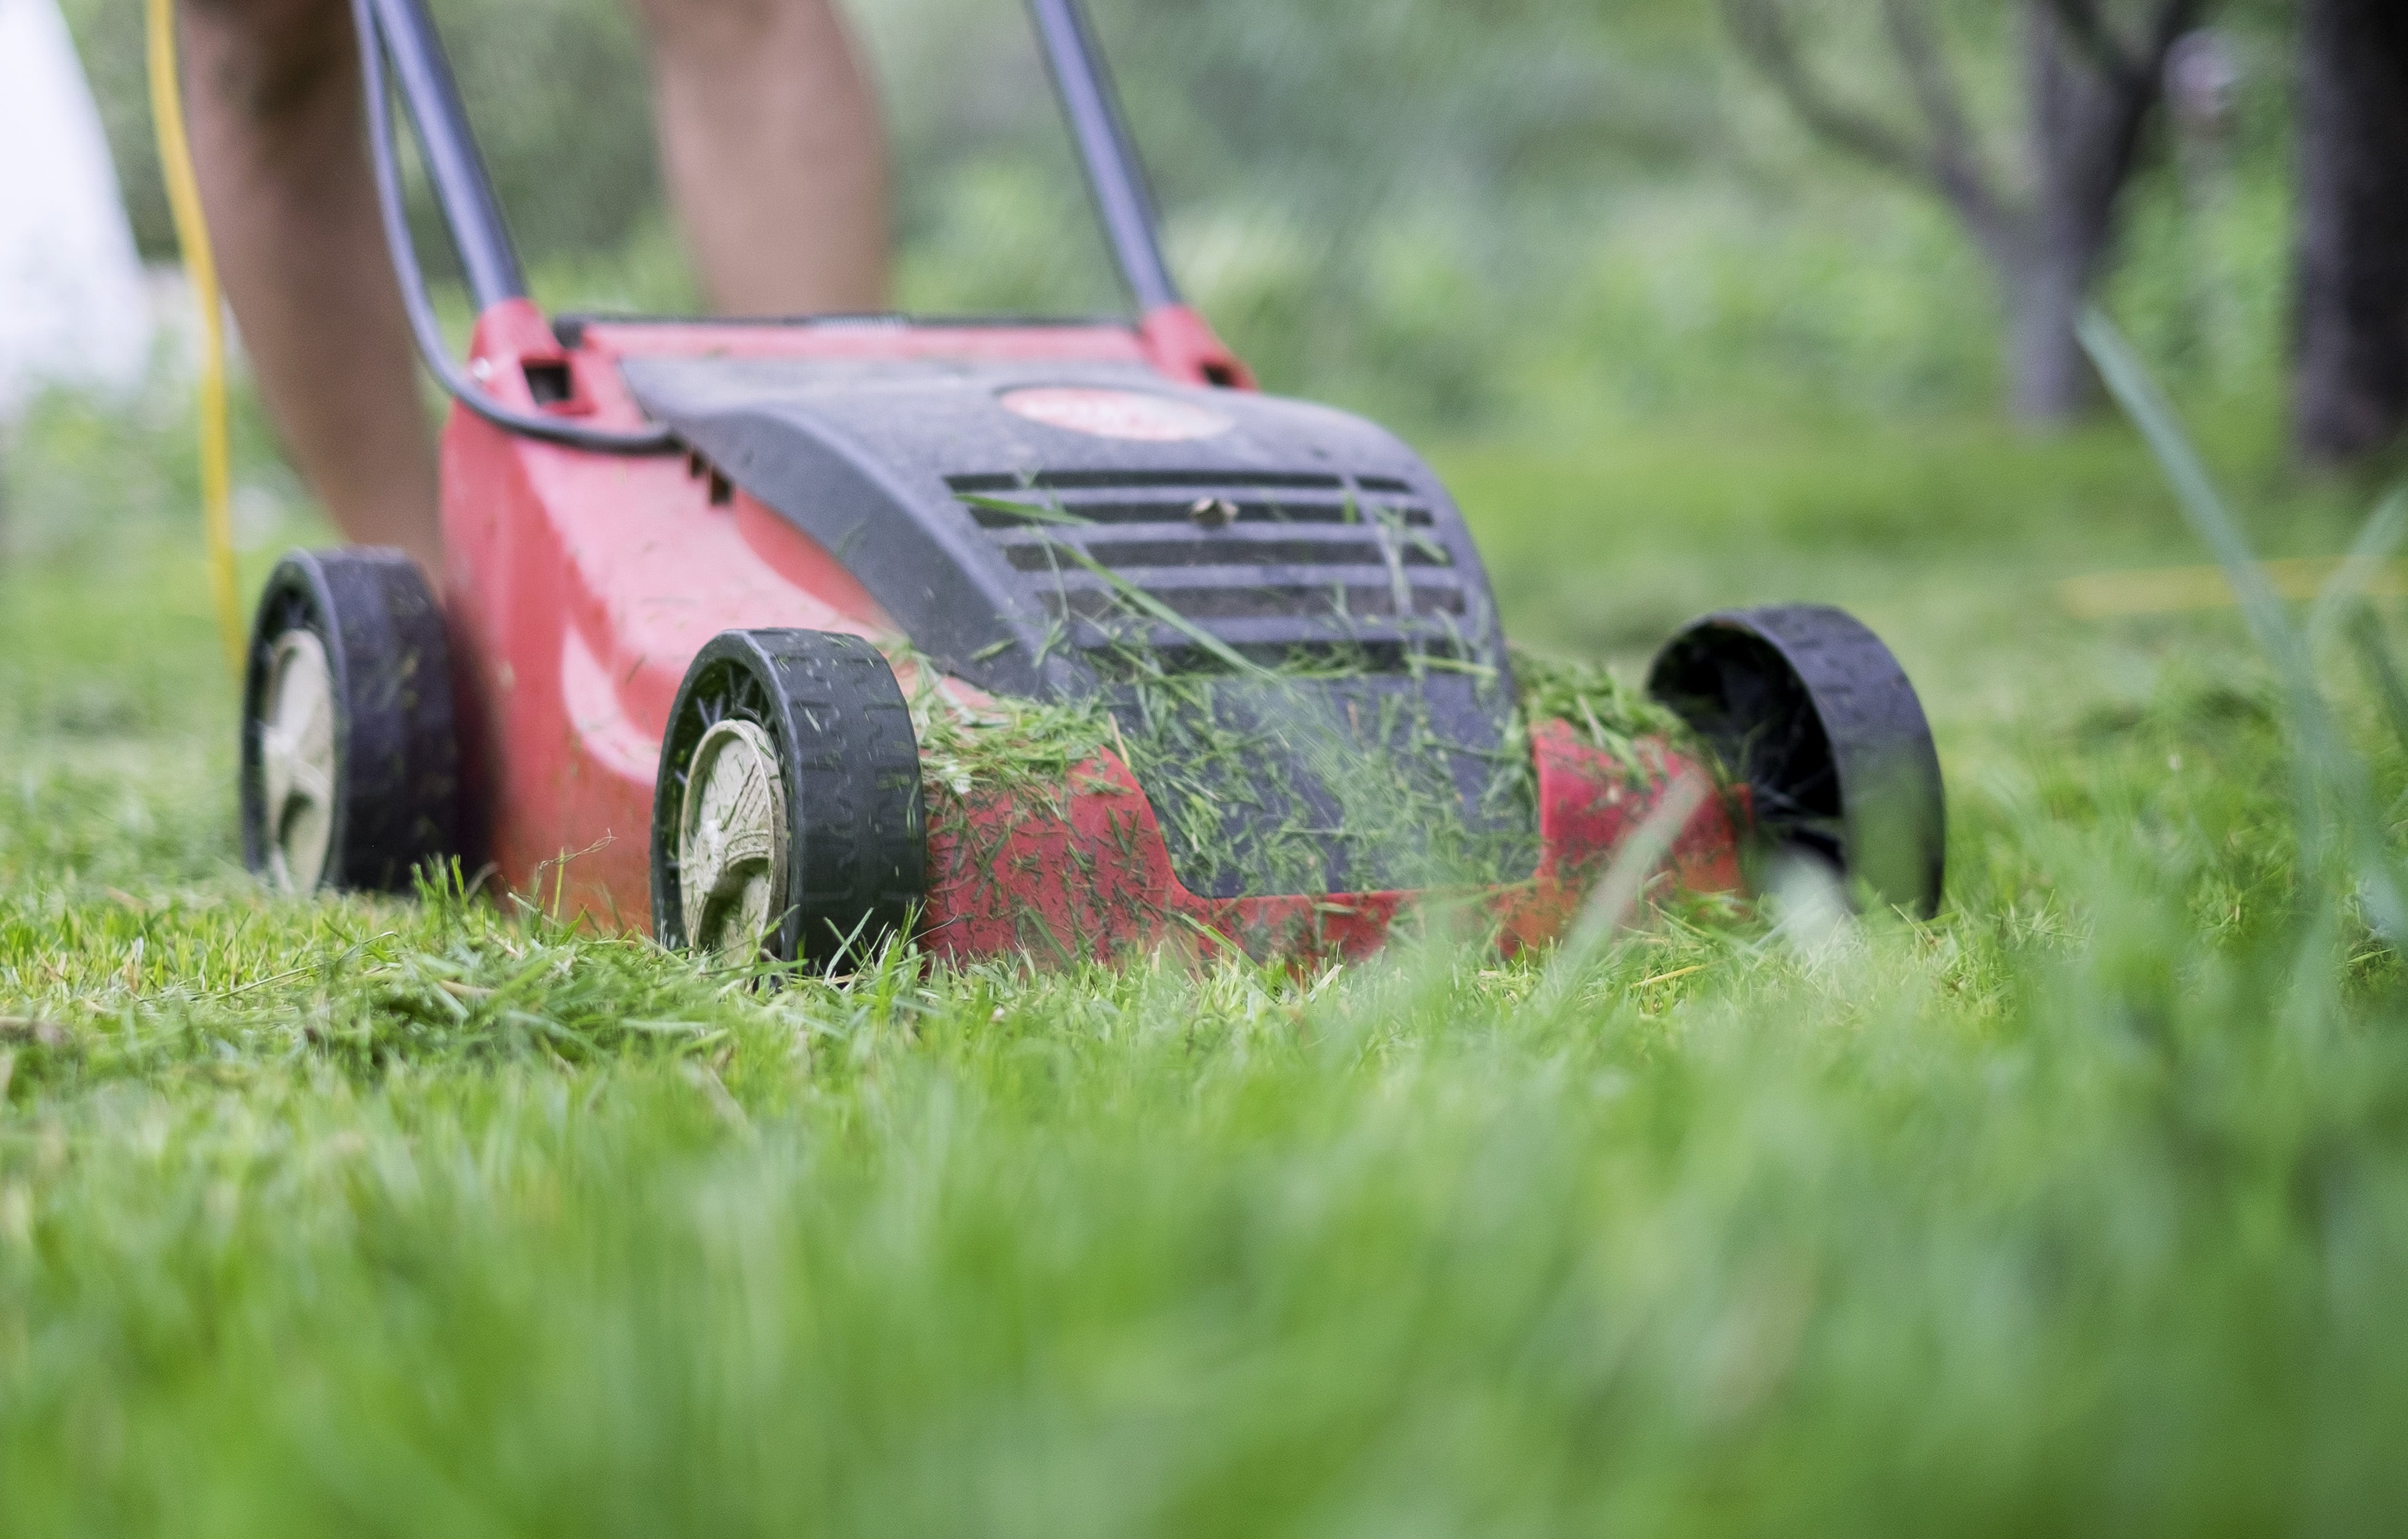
145;0;245;675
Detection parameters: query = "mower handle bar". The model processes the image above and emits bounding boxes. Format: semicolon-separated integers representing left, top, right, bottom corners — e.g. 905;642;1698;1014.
354;0;673;451
360;0;525;312
1025;0;1180;313
352;0;1185;445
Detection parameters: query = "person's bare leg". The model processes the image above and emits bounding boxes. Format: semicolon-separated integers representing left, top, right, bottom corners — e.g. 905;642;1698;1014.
181;0;443;577
636;0;889;315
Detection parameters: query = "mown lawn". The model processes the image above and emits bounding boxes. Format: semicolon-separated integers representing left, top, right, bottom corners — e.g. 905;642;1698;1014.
3;382;2406;1534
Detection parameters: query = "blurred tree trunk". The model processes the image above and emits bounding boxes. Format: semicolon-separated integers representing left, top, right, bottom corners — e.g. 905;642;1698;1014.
2005;251;2098;421
1726;0;2203;427
2293;0;2408;464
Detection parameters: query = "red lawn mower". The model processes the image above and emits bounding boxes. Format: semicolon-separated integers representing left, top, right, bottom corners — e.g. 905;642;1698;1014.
240;0;1946;968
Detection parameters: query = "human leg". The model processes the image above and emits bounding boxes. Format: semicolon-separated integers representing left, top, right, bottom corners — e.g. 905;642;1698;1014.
177;0;889;575
634;0;889;315
179;0;443;577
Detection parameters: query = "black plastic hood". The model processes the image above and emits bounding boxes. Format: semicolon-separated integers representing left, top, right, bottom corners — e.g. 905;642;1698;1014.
621;355;1530;898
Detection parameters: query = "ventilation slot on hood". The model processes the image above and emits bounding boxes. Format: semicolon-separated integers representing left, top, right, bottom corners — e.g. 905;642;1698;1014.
950;470;1470;674
948;469;1349;494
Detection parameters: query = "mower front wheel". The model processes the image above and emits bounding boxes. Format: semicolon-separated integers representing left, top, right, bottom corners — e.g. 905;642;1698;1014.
650;630;926;971
1646;603;1945;918
240;548;460;894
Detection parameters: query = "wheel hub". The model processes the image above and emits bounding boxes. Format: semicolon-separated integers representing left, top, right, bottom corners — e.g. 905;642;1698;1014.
257;628;337;893
678;718;789;962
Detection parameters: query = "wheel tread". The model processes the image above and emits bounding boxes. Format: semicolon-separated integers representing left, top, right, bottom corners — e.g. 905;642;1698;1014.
651;629;926;968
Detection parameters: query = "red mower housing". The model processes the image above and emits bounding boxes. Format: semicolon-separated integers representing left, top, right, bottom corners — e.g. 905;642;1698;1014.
432;300;1747;964
235;0;1945;970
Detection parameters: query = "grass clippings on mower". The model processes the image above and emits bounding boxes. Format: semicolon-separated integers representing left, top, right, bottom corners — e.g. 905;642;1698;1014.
902;628;1718;918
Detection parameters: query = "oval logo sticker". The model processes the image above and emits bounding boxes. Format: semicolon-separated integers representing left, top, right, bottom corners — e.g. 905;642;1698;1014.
1000;386;1232;443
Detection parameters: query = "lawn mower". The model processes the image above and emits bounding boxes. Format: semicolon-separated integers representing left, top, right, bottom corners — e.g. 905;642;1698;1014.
234;0;1947;968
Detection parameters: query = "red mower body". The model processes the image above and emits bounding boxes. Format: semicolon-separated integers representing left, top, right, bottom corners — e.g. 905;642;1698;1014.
438;300;1746;963
246;0;1945;964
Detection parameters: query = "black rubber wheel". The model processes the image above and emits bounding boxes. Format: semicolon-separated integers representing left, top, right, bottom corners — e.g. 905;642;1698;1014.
650;630;926;970
1647;604;1945;918
240;548;460;893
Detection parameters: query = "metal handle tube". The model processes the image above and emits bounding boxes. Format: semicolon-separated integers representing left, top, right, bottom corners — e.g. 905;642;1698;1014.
1025;0;1181;312
353;0;673;452
360;0;525;309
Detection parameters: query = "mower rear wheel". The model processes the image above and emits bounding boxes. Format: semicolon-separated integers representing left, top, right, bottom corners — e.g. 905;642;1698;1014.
240;548;460;894
1646;604;1945;918
650;630;926;971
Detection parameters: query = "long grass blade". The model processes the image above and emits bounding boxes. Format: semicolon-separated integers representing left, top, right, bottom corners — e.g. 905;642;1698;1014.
2309;487;2408;644
1052;544;1273;679
2079;310;2408;946
957;494;1092;528
1537;770;1711;1006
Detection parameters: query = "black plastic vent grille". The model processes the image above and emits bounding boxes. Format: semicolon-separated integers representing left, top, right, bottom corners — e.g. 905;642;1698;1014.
948;468;1350;494
953;470;1469;672
965;497;1435;530
999;536;1447;572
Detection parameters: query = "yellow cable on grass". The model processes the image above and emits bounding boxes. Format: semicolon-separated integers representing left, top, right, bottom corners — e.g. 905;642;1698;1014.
145;0;245;675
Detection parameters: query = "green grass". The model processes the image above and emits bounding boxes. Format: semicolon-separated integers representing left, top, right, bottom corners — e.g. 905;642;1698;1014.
6;374;2408;1533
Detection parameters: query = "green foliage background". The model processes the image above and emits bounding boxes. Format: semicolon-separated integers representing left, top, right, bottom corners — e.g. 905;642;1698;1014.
60;0;2303;429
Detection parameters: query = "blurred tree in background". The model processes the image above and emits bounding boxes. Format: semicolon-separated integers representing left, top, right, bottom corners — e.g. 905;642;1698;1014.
2293;0;2408;465
1720;0;2203;425
57;0;2304;438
